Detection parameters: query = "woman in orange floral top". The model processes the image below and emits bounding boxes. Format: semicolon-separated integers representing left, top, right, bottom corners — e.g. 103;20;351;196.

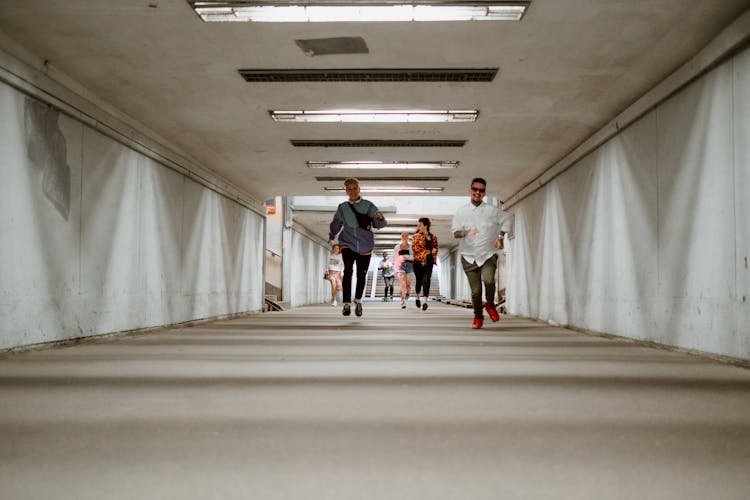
411;217;438;311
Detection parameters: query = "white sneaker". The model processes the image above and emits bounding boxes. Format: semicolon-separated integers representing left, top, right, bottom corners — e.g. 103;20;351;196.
331;299;337;306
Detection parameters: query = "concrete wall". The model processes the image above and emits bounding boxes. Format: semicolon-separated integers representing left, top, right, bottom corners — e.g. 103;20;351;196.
507;47;750;359
0;83;264;350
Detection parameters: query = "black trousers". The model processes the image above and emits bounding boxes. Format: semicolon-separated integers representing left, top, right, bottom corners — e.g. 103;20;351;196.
341;247;372;303
413;255;434;297
382;275;395;298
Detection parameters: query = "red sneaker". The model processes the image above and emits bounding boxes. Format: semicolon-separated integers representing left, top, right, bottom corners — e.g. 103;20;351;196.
472;317;484;329
484;303;500;322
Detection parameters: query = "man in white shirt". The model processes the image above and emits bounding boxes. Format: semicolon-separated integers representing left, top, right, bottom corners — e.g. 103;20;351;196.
451;177;513;329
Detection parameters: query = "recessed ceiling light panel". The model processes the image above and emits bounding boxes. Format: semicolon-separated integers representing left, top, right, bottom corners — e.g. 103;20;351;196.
271;109;478;123
316;176;449;182
291;139;466;147
324;186;444;193
306;161;459;169
191;2;530;22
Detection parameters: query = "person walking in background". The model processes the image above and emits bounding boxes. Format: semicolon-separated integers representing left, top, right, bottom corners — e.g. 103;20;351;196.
392;232;414;309
411;217;438;311
328;178;387;317
326;244;344;306
378;251;396;301
451;177;513;329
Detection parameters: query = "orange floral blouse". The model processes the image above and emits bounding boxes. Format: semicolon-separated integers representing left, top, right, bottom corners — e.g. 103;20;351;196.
411;232;438;265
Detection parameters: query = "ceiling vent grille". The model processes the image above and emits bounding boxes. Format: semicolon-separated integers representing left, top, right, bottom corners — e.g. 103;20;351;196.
290;139;466;147
239;68;497;82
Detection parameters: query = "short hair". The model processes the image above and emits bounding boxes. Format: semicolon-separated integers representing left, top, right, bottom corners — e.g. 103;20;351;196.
344;178;359;188
471;177;487;187
401;231;409;238
418;217;431;230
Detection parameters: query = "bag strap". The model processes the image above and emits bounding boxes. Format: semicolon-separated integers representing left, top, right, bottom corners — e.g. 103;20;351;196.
347;202;372;230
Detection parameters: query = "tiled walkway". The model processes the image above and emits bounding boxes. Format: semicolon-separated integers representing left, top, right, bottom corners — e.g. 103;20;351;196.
1;301;749;499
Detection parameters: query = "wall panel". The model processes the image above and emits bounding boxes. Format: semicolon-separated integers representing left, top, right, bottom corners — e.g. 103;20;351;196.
0;90;83;347
655;63;735;353
139;157;186;325
289;229;329;307
0;83;264;350
508;48;748;359
80;127;144;333
734;48;750;356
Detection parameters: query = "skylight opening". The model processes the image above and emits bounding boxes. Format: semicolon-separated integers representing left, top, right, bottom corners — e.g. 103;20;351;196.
271;109;478;123
191;2;530;22
306;161;459;169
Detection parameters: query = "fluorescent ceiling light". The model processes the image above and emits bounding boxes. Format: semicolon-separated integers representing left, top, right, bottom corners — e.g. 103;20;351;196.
307;161;459;170
386;218;419;224
192;2;529;22
271;109;478;123
291;139;467;147
325;186;444;193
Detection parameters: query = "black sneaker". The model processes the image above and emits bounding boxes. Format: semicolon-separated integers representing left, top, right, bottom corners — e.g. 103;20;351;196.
415;298;421;308
422;302;428;311
342;303;351;316
355;301;363;317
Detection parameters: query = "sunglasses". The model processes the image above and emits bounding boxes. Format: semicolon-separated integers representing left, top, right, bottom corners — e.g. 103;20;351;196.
470;186;486;193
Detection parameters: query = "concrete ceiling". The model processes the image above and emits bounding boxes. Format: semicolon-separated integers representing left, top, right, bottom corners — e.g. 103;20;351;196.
1;0;748;248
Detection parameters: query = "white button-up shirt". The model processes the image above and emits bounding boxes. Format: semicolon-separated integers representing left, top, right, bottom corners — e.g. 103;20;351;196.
451;201;513;266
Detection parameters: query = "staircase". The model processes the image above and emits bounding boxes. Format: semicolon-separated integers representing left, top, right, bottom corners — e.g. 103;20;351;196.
365;269;441;299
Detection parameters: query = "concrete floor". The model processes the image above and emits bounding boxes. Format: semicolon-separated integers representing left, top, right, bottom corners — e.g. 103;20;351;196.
1;301;749;500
